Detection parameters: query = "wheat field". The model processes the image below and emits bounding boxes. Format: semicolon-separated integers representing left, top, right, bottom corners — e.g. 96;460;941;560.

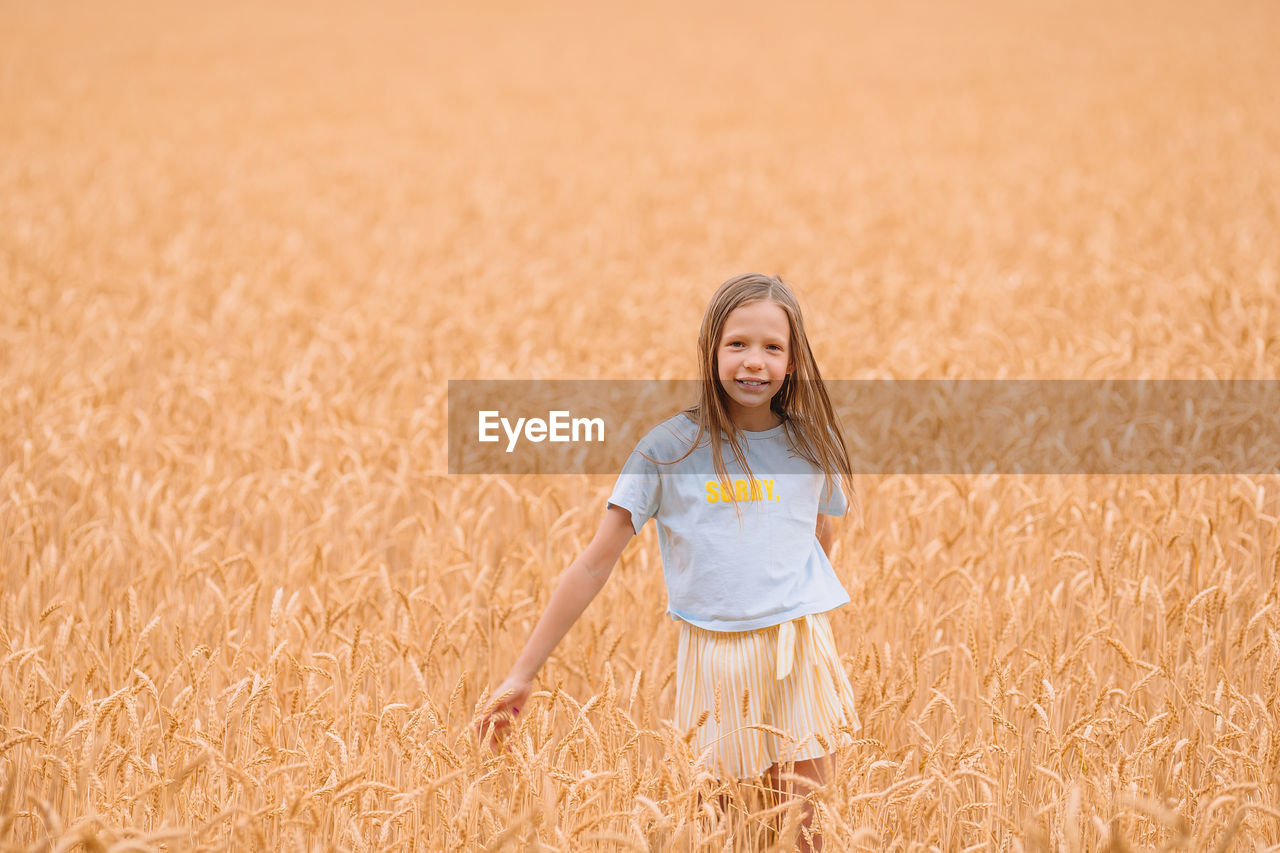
3;0;1280;849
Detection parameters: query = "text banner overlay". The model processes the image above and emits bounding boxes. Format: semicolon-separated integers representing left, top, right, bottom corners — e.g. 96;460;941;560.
448;380;1280;475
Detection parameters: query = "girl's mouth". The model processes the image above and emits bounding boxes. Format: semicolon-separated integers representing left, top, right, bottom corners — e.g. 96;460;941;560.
736;379;770;390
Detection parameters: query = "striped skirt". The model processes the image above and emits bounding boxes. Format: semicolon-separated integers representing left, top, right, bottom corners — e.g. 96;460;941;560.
674;611;861;780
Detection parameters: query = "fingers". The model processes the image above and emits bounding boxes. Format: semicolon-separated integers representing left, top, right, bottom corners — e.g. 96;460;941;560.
476;701;514;731
474;692;522;752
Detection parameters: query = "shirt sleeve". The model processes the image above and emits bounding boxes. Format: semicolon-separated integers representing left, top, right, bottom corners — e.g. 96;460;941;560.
607;445;661;534
818;473;848;517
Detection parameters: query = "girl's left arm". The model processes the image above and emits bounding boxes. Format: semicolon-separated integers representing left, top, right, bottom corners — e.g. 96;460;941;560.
816;513;837;559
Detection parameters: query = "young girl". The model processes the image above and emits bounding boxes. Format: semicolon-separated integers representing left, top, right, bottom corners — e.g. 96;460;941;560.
480;274;859;851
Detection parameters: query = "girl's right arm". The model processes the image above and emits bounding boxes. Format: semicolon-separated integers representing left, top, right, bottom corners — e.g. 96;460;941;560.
477;504;635;738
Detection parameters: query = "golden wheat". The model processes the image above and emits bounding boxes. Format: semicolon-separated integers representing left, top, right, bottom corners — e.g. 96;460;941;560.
3;0;1280;849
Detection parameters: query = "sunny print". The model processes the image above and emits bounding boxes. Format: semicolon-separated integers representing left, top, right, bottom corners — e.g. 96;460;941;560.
705;477;781;503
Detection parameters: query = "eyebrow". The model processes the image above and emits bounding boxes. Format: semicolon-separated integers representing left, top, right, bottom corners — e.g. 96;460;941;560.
722;329;788;345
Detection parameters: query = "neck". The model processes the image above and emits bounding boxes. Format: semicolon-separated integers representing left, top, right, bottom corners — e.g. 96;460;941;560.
729;406;783;432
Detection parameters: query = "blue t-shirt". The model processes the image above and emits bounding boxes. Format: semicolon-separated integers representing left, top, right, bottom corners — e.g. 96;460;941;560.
606;413;849;632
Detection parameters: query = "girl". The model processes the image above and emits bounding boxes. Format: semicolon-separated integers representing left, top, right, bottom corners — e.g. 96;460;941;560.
480;274;859;851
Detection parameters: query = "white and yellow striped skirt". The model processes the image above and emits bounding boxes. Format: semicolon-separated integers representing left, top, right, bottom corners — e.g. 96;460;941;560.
674;611;862;780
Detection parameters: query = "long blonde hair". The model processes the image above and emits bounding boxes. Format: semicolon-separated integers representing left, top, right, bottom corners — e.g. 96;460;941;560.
676;274;854;507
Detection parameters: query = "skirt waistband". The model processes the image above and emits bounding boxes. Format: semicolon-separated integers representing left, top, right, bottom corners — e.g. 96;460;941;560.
775;614;820;680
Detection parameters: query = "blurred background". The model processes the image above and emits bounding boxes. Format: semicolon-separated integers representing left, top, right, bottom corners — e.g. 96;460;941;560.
6;0;1277;404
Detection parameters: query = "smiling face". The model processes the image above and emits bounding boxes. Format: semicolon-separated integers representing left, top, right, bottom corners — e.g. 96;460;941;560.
715;299;793;431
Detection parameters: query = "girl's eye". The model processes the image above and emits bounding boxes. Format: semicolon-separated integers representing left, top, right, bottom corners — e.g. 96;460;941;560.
768;345;783;352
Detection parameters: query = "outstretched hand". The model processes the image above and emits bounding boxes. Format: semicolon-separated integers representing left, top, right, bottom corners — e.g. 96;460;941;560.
475;676;531;750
